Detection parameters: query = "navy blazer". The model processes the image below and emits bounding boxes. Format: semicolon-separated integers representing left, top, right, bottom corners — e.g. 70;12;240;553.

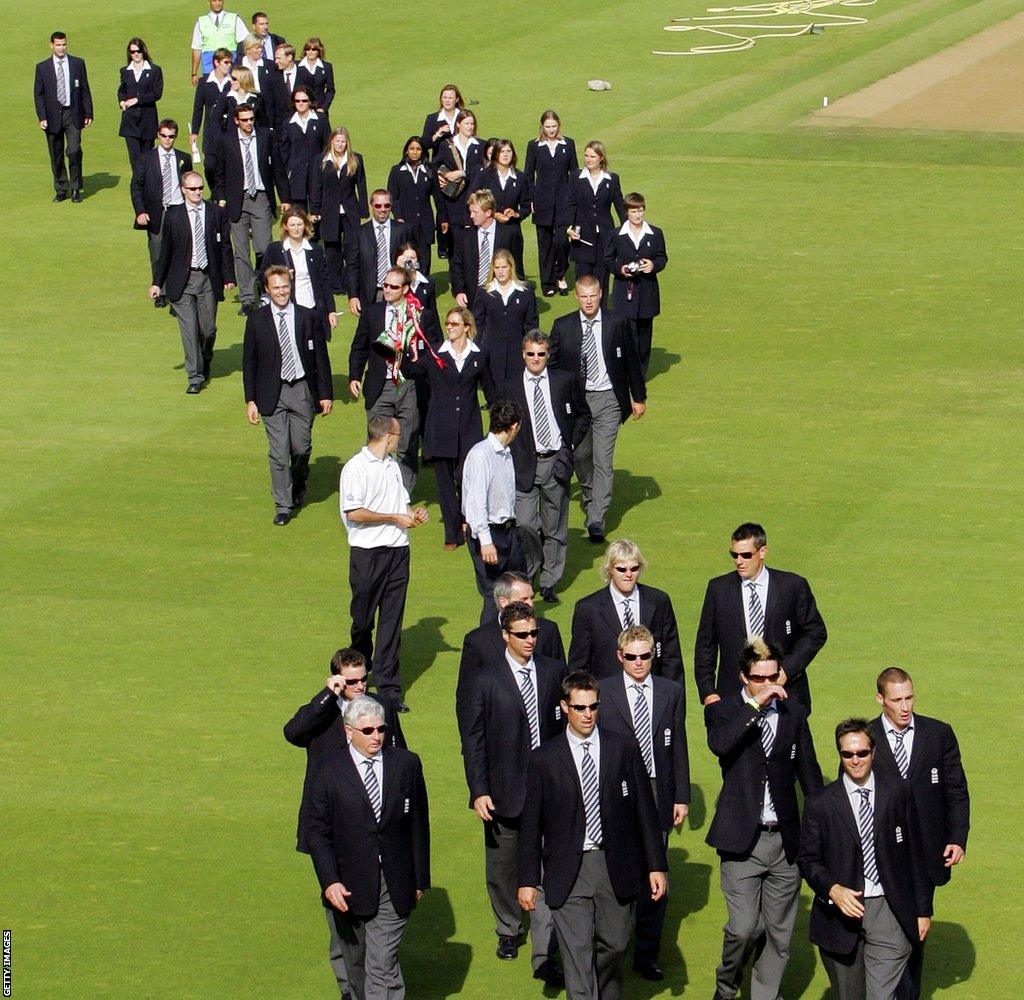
456;652;568;817
280;113;329;202
608;224;668;320
130;146;193;233
705;692;822;860
152;201;234;302
295;60;335;113
310;155;369;242
568;171;625;264
869;714;969;890
519;728;667;909
694;568;827;711
523;137;578;228
34;54;93;131
242;302;333;414
117;63;163;140
451;223;515;306
284;688;406;853
460;617;565;675
434;138;484;228
387;161;437;255
306;747;430;920
599;673;692;831
261;240;336;319
420;109;460;161
347;220;414;306
472;166;531;223
212;125;286;220
569;584;685;685
799;773;933;955
548;310;646;423
471;282;540;384
190;75;232;153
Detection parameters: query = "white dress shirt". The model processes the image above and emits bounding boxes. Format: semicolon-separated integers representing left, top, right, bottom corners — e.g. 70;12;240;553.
128;59;151;82
488;279;519;305
742;692;780;823
241;56;264;90
883;714;916;764
237;131;265;191
522;368;562;451
567;727;602;850
619;219;654;249
438;338;479;373
843;772;884;897
581;169;611;196
609;583;639;629
349;743;384;802
542;137;566;156
462;434;516;546
624;672;656;778
340;447;412;548
289;110;317;133
580;310;611;392
477;221;497;260
287;239;315;308
187;203;207;269
741;566;770;636
506;650;539;715
495;167;517;191
273;301;305;380
52;55;71;107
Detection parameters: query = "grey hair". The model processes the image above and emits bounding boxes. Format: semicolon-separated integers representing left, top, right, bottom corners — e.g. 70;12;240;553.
343;695;385;727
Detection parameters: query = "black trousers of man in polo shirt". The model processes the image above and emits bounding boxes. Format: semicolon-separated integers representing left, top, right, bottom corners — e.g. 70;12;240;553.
349;546;409;701
467;523;526;626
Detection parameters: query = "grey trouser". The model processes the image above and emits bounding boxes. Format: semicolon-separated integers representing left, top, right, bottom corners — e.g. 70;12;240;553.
171;268;217;386
573;389;621;531
325;907;351;997
551;850;633;1000
146;215;166;288
821;895;912;1000
515;451;569;589
45;107;82;193
368;381;419;494
716;829;801;1000
333;878;409;1000
262;378;315;513
484;814;556;969
230;190;273;306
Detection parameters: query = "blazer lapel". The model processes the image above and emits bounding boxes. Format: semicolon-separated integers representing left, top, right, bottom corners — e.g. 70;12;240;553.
378;748;401;825
599;589;622;637
729;574;746;636
495;658;529;727
905;720;927;780
602;678;631;730
832;780;861;850
339;749;376;819
651;677;670;730
638;584;653;627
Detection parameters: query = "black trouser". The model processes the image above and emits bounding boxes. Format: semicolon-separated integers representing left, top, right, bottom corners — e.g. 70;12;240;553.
349;545;410;701
124;135;152;169
635;317;654;376
634;784;669;963
506;221;525;278
467;524;525;625
46;107;82;194
535;223;568;292
432;456;468;546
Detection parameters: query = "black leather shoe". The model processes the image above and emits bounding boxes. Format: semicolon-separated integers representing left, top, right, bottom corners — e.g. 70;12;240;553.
543;287;556;297
71;190;83;203
634;959;664;981
292;491;306;509
557;281;569;296
155;295;167;309
53;191;68;202
395;701;411;713
586;523;605;543
186;383;202;394
540;586;559;604
496;935;519;960
273;511;291;526
534;959;565;987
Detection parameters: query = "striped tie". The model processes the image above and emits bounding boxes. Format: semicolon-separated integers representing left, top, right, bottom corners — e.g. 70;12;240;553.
857;788;879;885
531;377;552;450
478;230;491;286
519;668;540;749
632;684;654;778
192;209;208;269
162;152;175;205
376;225;389;287
277;311;297;380
56;59;68;106
582;319;600;382
759;713;777;814
892;728;911;778
622;598;635;628
242;137;257;196
580;742;602;846
747;581;765;636
362;758;382;821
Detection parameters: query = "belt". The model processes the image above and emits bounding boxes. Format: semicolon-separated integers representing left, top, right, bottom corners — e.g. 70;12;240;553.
758;823;781;832
489;519;516;530
281;375;307;386
536;450;559;459
190;267;209;273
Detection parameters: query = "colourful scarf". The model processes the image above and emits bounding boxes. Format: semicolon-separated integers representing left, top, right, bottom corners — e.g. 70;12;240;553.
376;293;445;384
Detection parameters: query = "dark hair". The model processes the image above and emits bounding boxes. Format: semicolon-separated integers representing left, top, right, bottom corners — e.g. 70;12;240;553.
495;139;518;169
368;415;398;441
438;83;464;108
483;137;501;163
401;135;428;164
292;84;314;106
251;11;269;22
732;522;767;548
739;637;785;675
50;31;67;43
126;37;150;62
876;667;912;693
158;118;179;136
522;329;550;349
562;670;598;700
488;398;521;433
623;191;646;211
393;241;420;267
330;648;367;674
499;601;535;633
834;718;875;751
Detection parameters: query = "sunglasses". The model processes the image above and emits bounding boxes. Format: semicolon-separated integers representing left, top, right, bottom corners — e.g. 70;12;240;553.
343;675;369;686
567;702;599;713
507;628;539;639
158;133;177;139
183;185;204;191
614;565;641;573
372;204;391;210
621;651;652;662
839;749;873;760
524;351;548;358
729;550;757;560
747;672;780;683
353;725;388;736
294;98;310;104
129;48;142;54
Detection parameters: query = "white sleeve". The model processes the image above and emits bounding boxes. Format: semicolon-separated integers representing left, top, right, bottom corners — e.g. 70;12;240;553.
339;460;368;515
191;20;203;50
462;448;491;545
234;14;249;43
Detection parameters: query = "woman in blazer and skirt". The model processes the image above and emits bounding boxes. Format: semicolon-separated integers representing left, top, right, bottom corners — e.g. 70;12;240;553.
420;83;465;260
279;86;327;211
472;139;530;277
117;38;163;167
388;136;437;275
402;306;493;548
567;139;625;297
434;110;483;265
472;249;539;387
295;37;335;125
523;110;578;297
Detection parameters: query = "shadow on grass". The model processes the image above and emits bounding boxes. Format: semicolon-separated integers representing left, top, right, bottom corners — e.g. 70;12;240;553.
304;454;342;507
922;920;975;996
686;783;708;832
402;886;472;998
645;346;682;384
402;615;459;695
603;469;663;537
211;337;243;380
84;171;120;196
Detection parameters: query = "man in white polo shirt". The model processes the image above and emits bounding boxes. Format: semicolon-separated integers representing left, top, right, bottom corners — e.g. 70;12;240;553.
340;416;428;713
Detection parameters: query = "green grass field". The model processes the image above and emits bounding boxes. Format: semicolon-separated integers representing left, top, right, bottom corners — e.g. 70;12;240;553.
5;0;1022;996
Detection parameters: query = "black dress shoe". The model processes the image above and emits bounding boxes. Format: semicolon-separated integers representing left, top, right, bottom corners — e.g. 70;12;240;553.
53;191;68;203
186;383;202;394
496;935;519;960
543;287;556;297
586;523;605;543
540;586;559;604
155;295;167;309
395;700;411;713
292;491;306;509
557;282;569;296
273;511;291;526
71;190;83;203
534;959;565;987
634;958;665;981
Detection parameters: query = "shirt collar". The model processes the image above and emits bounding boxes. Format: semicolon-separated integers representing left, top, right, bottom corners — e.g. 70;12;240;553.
497;166;518;180
523;367;547;383
505;649;534;673
843;771;875;796
400;161;422;175
290;238;313;252
438;339;480;357
543;136;566;146
478;221;496;237
567;726;599;750
580;169;611;183
609;582;636;606
486;432;509;455
128;60;151;71
274;301;295;320
745;566;769;588
623;671;652;692
53;54;67;65
579;309;602;325
349;743;380;766
359;445;386;464
883;715;914;736
304;57;324;70
289;110;319;125
619;220;653;237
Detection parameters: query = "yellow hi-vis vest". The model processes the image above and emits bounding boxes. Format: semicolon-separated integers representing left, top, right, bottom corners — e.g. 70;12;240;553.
196;12;242;72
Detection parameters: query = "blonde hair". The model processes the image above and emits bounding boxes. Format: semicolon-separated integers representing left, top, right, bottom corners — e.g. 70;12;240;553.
600;539;647;582
445;307;477;341
322;127;360;177
231;66;256;97
487;249;525;290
